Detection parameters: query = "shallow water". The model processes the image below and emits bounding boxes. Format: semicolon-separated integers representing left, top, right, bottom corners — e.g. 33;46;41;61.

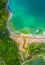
8;0;45;34
23;57;45;65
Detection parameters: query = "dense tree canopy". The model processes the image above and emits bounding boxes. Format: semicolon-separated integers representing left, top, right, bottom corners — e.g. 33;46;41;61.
0;0;20;65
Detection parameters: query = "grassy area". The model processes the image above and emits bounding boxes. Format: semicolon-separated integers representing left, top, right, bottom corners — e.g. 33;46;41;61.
0;0;20;65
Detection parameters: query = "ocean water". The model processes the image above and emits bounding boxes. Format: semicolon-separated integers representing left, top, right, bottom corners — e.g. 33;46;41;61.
8;0;45;34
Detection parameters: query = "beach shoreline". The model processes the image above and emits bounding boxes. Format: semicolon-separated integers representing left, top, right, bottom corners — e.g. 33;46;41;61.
6;0;45;41
6;0;45;38
6;8;45;38
6;12;45;37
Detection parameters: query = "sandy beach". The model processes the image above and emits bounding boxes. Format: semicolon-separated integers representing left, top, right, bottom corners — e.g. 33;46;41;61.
9;32;45;52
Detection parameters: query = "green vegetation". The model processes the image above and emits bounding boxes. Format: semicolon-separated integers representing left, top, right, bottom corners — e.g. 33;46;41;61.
0;0;20;65
28;43;45;59
0;39;20;65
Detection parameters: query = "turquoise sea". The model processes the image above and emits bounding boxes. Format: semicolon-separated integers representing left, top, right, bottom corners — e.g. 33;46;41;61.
8;0;45;34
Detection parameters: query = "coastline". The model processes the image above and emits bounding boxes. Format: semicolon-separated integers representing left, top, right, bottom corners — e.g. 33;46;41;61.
6;12;45;38
6;0;45;38
6;0;45;39
6;8;45;38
